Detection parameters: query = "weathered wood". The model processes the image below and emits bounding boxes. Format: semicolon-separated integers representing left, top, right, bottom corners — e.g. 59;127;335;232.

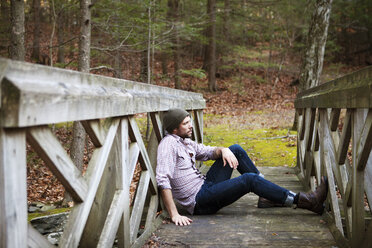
319;109;344;235
81;119;105;147
117;118;131;248
330;108;341;131
295;66;372;109
0;58;205;248
156;167;337;248
80;118;121;247
150;112;163;143
0;129;27;248
338;110;352;165
128;116;157;195
351;109;367;247
27;223;55;248
356;110;372;171
195;110;204;143
189;110;200;143
128;143;140;184
129;170;150;243
97;189;126;248
27;126;88;202
59;118;119;248
0;58;205;128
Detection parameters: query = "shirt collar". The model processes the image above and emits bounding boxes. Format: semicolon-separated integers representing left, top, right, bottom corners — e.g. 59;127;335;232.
169;134;192;145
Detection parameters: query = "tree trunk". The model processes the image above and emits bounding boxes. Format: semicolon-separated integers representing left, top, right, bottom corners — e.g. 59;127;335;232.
206;0;216;91
10;0;25;61
31;0;40;61
167;0;181;89
114;52;122;78
57;8;65;63
174;25;181;89
140;49;148;83
67;0;91;205
0;0;10;51
299;0;333;91
223;0;230;42
292;0;332;131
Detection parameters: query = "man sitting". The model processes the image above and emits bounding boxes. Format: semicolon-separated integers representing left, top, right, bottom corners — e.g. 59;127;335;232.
156;109;327;226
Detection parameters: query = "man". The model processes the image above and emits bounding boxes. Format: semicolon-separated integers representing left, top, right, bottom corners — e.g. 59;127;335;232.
156;108;328;226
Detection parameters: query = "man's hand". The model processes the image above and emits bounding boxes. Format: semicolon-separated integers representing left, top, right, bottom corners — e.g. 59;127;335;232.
171;214;193;226
221;148;239;169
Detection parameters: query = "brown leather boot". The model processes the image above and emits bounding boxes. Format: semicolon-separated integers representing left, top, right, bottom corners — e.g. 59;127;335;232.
297;176;328;215
257;197;284;208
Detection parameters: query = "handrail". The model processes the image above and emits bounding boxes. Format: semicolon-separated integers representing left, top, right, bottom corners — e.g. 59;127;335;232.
0;58;206;248
295;66;372;248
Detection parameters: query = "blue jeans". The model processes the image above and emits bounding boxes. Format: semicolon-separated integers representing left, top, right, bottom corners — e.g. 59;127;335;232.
194;144;290;215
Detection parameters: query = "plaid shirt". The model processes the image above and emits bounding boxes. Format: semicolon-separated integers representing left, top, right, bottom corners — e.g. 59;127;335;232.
156;134;217;214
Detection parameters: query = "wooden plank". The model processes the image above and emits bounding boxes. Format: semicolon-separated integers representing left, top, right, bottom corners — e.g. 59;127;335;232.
306;108;316;151
195;110;204;143
128;143;140;185
27;223;55;248
318;110;344;236
299;108;306;140
361;220;372;248
144;194;159;229
59;118;120;248
81;119;106;147
338;110;352;165
0;58;206;128
364;155;372;212
351;109;367;247
117;118;129;190
187;110;200;143
117;117;131;248
129;170;150;243
356;110;372;171
128;117;157;195
27;126;88;202
295;65;372;109
0;128;27;248
330;108;341;131
97;190;126;248
150;112;163;143
80;118;122;247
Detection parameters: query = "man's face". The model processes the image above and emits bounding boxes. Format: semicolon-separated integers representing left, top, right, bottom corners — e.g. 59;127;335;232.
174;116;193;138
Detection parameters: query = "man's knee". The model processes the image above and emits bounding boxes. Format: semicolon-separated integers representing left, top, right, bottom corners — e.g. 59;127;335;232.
240;172;260;190
228;144;244;154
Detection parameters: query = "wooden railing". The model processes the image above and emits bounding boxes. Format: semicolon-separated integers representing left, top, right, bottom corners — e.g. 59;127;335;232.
0;58;206;248
295;66;372;248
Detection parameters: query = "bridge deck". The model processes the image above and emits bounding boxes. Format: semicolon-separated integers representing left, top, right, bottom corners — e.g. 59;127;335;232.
154;166;337;247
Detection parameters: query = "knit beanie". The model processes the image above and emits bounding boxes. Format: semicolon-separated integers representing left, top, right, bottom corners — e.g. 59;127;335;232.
163;108;190;133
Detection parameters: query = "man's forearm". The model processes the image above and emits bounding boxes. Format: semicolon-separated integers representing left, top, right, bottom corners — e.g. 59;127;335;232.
213;147;225;158
161;189;179;218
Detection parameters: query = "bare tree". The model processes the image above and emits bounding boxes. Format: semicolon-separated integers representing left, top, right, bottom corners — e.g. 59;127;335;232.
292;0;332;130
206;0;216;91
299;0;333;90
69;0;91;202
31;0;40;61
167;0;181;89
10;0;25;61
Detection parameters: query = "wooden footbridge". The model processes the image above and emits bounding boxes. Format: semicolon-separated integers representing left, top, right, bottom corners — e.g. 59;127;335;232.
0;58;371;247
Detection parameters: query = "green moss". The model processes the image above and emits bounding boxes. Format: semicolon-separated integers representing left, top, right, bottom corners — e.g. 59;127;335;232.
28;207;71;222
203;115;297;167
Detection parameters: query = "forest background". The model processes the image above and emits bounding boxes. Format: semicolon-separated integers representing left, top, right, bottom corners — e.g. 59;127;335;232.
1;0;371;209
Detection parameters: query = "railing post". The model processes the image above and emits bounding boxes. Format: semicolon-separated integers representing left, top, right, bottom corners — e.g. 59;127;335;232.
0;128;27;247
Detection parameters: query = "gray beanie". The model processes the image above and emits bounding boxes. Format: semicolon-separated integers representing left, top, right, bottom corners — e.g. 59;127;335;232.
163;108;190;133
